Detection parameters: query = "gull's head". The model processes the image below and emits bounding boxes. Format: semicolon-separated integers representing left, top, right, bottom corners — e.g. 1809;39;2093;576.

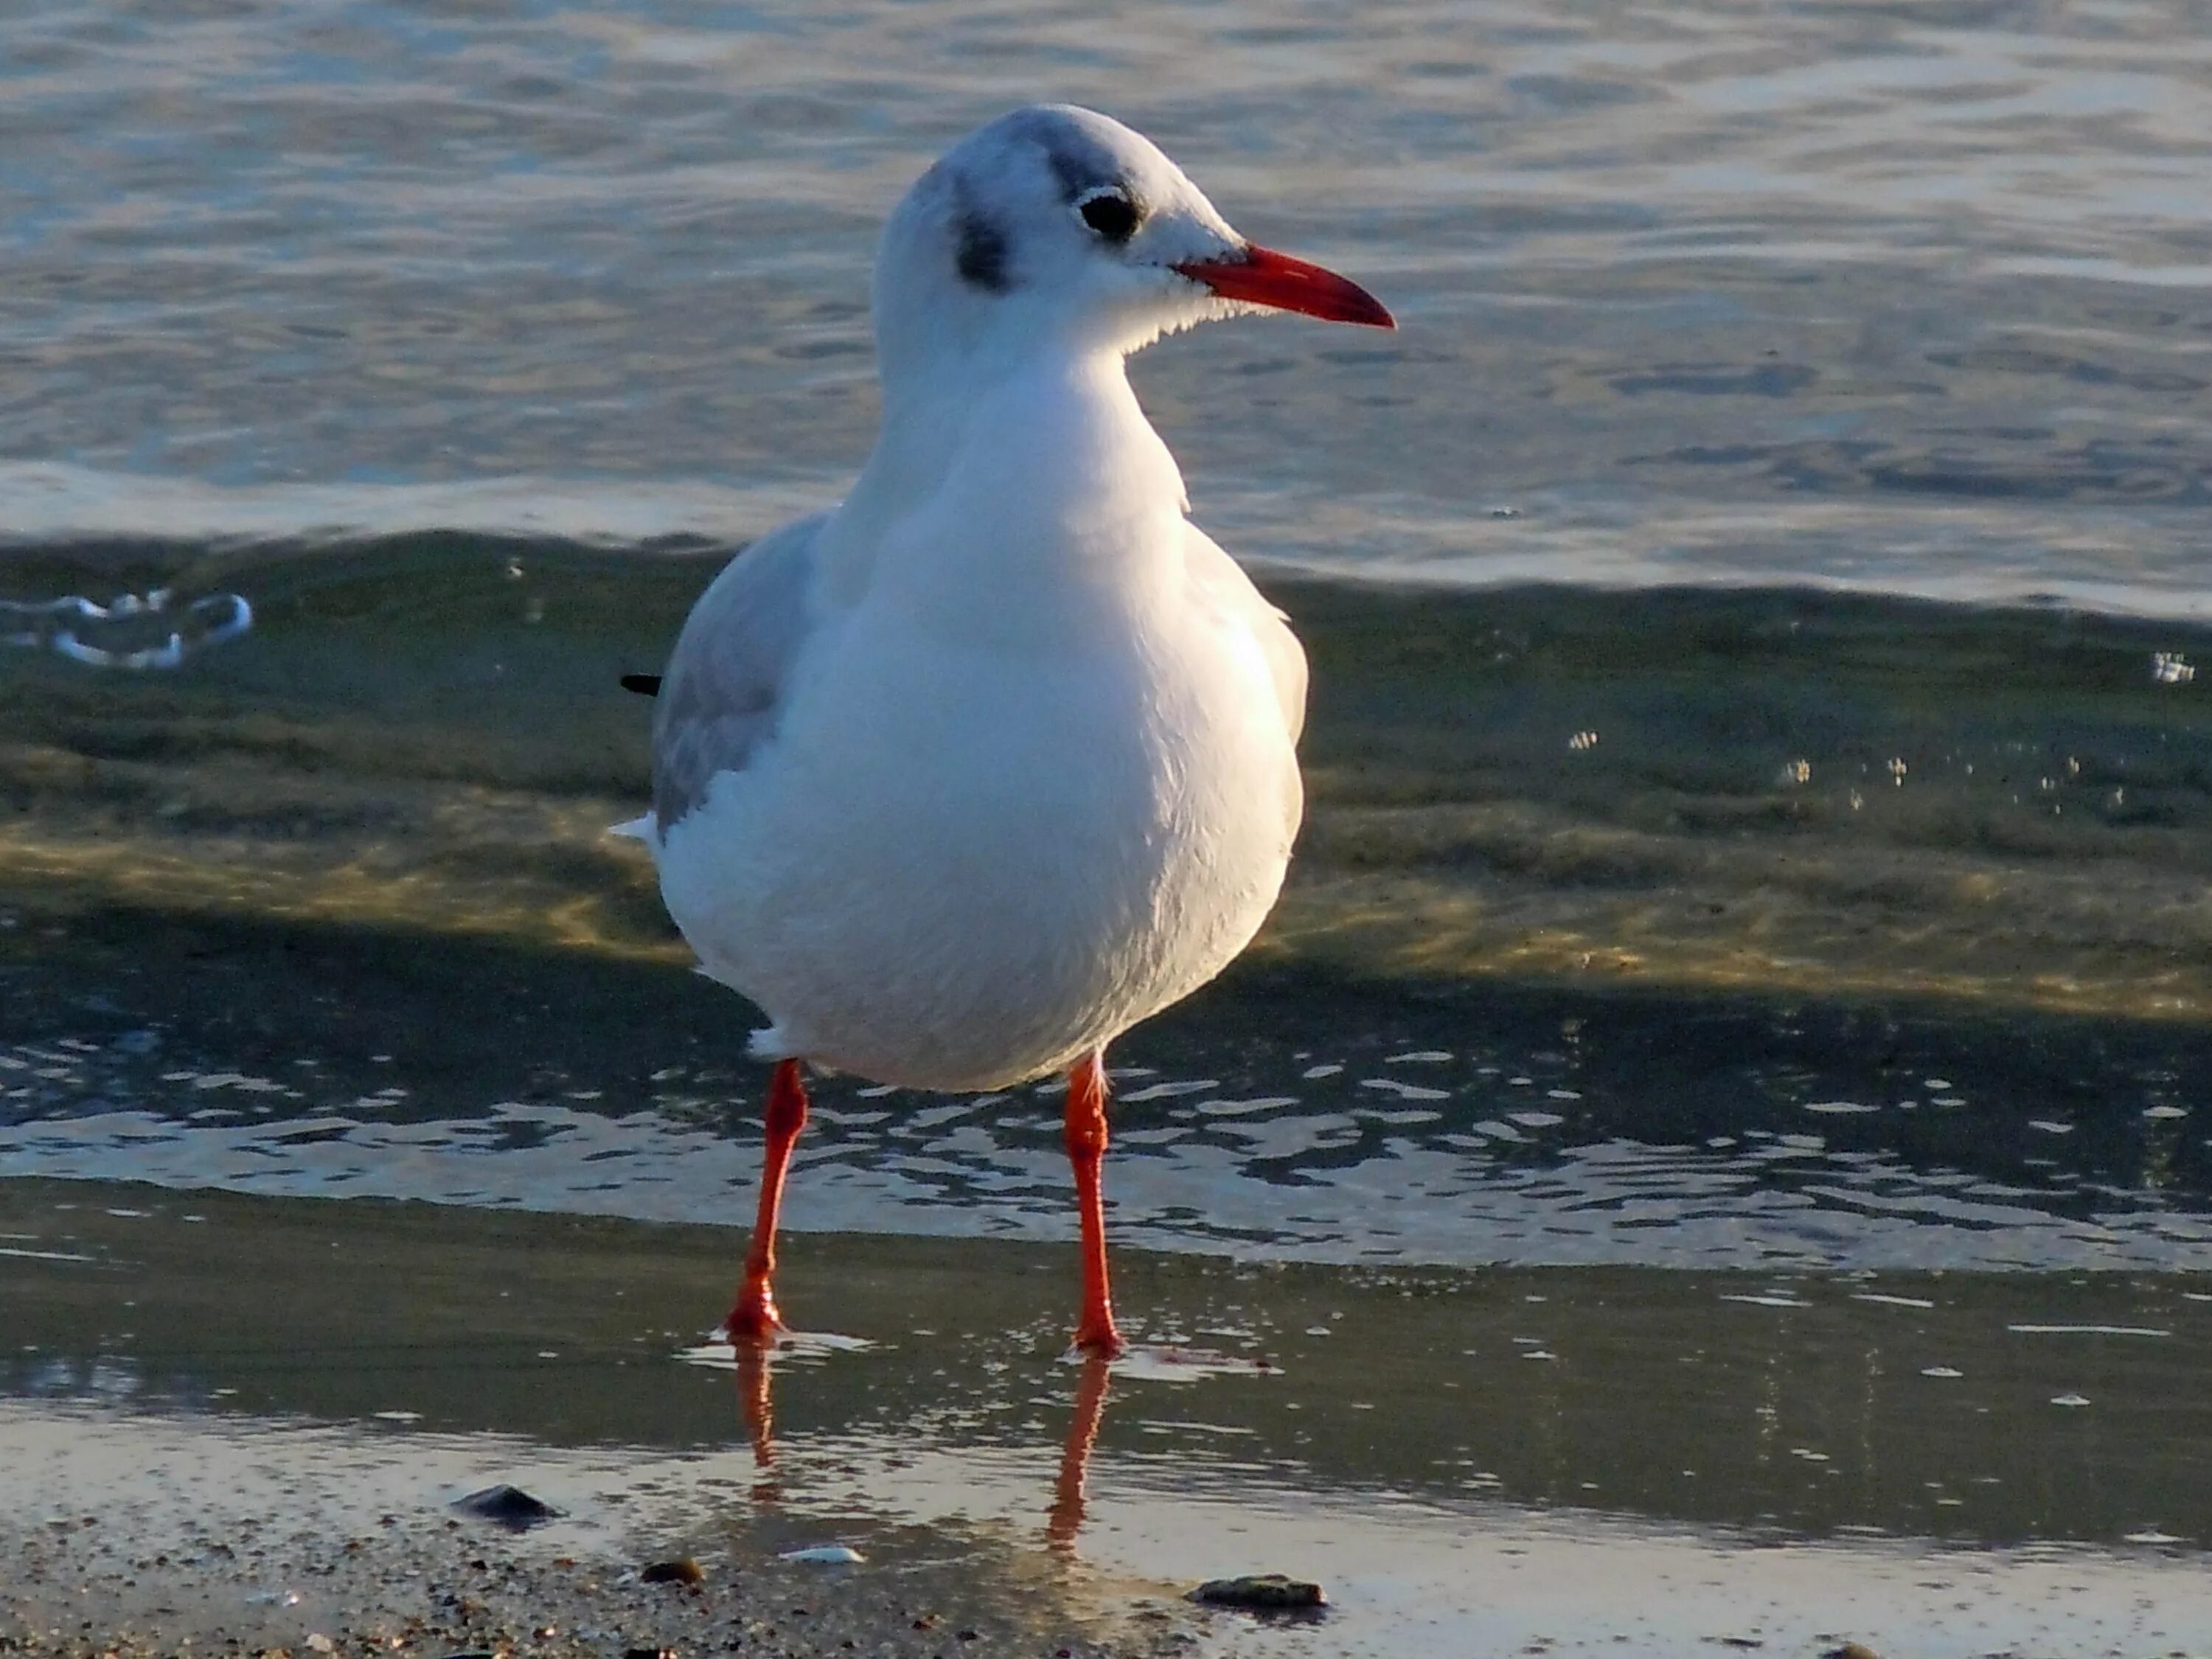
873;104;1392;380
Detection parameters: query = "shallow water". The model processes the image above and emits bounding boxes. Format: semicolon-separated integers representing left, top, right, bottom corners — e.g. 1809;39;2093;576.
7;943;2212;1275
11;1178;2212;1543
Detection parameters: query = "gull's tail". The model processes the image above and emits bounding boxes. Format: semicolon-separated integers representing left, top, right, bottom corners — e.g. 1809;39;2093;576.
613;671;660;843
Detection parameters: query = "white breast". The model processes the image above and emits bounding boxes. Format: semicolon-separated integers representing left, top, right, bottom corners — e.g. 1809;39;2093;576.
655;525;1300;1092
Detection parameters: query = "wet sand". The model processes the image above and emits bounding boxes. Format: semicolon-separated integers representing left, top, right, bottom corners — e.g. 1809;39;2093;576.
5;1180;2209;1657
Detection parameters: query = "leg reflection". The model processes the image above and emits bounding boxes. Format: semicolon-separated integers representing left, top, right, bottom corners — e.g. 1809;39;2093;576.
736;1340;781;1502
1048;1353;1114;1551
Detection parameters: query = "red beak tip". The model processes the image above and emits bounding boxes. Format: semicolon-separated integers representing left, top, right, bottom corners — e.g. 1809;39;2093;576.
1178;243;1395;330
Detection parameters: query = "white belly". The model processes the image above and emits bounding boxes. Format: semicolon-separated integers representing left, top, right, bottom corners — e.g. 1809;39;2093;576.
653;602;1300;1091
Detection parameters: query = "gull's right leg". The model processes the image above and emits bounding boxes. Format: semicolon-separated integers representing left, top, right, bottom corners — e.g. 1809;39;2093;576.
726;1057;810;1342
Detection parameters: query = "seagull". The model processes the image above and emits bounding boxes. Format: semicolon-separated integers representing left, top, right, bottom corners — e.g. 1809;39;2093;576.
622;104;1392;1357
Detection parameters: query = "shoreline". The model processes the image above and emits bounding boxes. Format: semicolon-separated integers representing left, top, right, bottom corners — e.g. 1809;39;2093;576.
7;1395;2212;1659
2;1178;2210;1657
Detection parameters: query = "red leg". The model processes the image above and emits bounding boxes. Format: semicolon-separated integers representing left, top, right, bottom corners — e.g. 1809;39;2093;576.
1065;1051;1126;1357
726;1057;809;1343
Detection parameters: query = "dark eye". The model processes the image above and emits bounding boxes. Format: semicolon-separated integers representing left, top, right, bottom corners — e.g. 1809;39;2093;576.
1075;187;1141;244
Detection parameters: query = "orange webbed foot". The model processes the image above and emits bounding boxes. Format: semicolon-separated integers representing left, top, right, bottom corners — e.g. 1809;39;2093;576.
726;1281;788;1346
1071;1317;1127;1360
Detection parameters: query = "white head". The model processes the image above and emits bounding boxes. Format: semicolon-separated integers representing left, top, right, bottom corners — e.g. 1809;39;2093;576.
872;105;1392;391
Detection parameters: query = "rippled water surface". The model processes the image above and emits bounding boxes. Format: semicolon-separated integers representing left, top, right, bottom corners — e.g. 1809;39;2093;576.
7;953;2212;1273
4;0;2211;602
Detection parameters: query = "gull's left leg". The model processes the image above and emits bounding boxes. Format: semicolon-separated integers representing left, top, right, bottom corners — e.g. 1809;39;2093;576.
726;1057;810;1342
1064;1049;1126;1357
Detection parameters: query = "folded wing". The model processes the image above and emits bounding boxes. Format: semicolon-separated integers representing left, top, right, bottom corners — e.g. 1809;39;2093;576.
650;512;828;837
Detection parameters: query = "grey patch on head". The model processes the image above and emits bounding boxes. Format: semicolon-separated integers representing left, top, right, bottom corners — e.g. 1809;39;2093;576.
955;210;1010;292
1000;107;1128;204
650;513;825;832
1045;144;1116;202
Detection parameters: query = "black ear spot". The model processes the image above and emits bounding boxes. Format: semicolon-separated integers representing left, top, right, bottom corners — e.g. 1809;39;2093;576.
956;212;1011;291
1074;186;1142;245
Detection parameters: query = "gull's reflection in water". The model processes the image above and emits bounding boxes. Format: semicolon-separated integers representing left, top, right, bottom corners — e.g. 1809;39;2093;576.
726;1340;1119;1551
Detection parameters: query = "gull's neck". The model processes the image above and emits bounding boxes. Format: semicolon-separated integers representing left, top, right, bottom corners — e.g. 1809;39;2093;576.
818;335;1189;619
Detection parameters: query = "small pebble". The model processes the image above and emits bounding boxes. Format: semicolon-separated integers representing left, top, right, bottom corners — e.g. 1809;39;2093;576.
1824;1646;1880;1659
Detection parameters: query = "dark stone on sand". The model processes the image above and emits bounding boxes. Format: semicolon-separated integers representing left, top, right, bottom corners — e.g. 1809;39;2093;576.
1189;1574;1326;1613
452;1485;563;1531
1824;1647;1880;1659
641;1559;705;1586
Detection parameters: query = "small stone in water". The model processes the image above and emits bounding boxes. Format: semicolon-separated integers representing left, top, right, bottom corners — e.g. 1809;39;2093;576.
453;1484;562;1531
640;1558;705;1585
1191;1573;1327;1612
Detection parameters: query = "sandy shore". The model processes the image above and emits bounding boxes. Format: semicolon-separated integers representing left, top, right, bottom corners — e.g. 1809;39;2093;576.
0;1405;1195;1659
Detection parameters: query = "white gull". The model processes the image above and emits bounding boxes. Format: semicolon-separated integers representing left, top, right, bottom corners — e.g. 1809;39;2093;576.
619;104;1393;1355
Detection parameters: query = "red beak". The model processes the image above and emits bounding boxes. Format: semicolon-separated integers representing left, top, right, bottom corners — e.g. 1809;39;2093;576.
1172;243;1395;329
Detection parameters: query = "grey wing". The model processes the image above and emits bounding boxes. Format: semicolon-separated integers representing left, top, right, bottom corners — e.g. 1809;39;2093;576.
650;511;827;835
